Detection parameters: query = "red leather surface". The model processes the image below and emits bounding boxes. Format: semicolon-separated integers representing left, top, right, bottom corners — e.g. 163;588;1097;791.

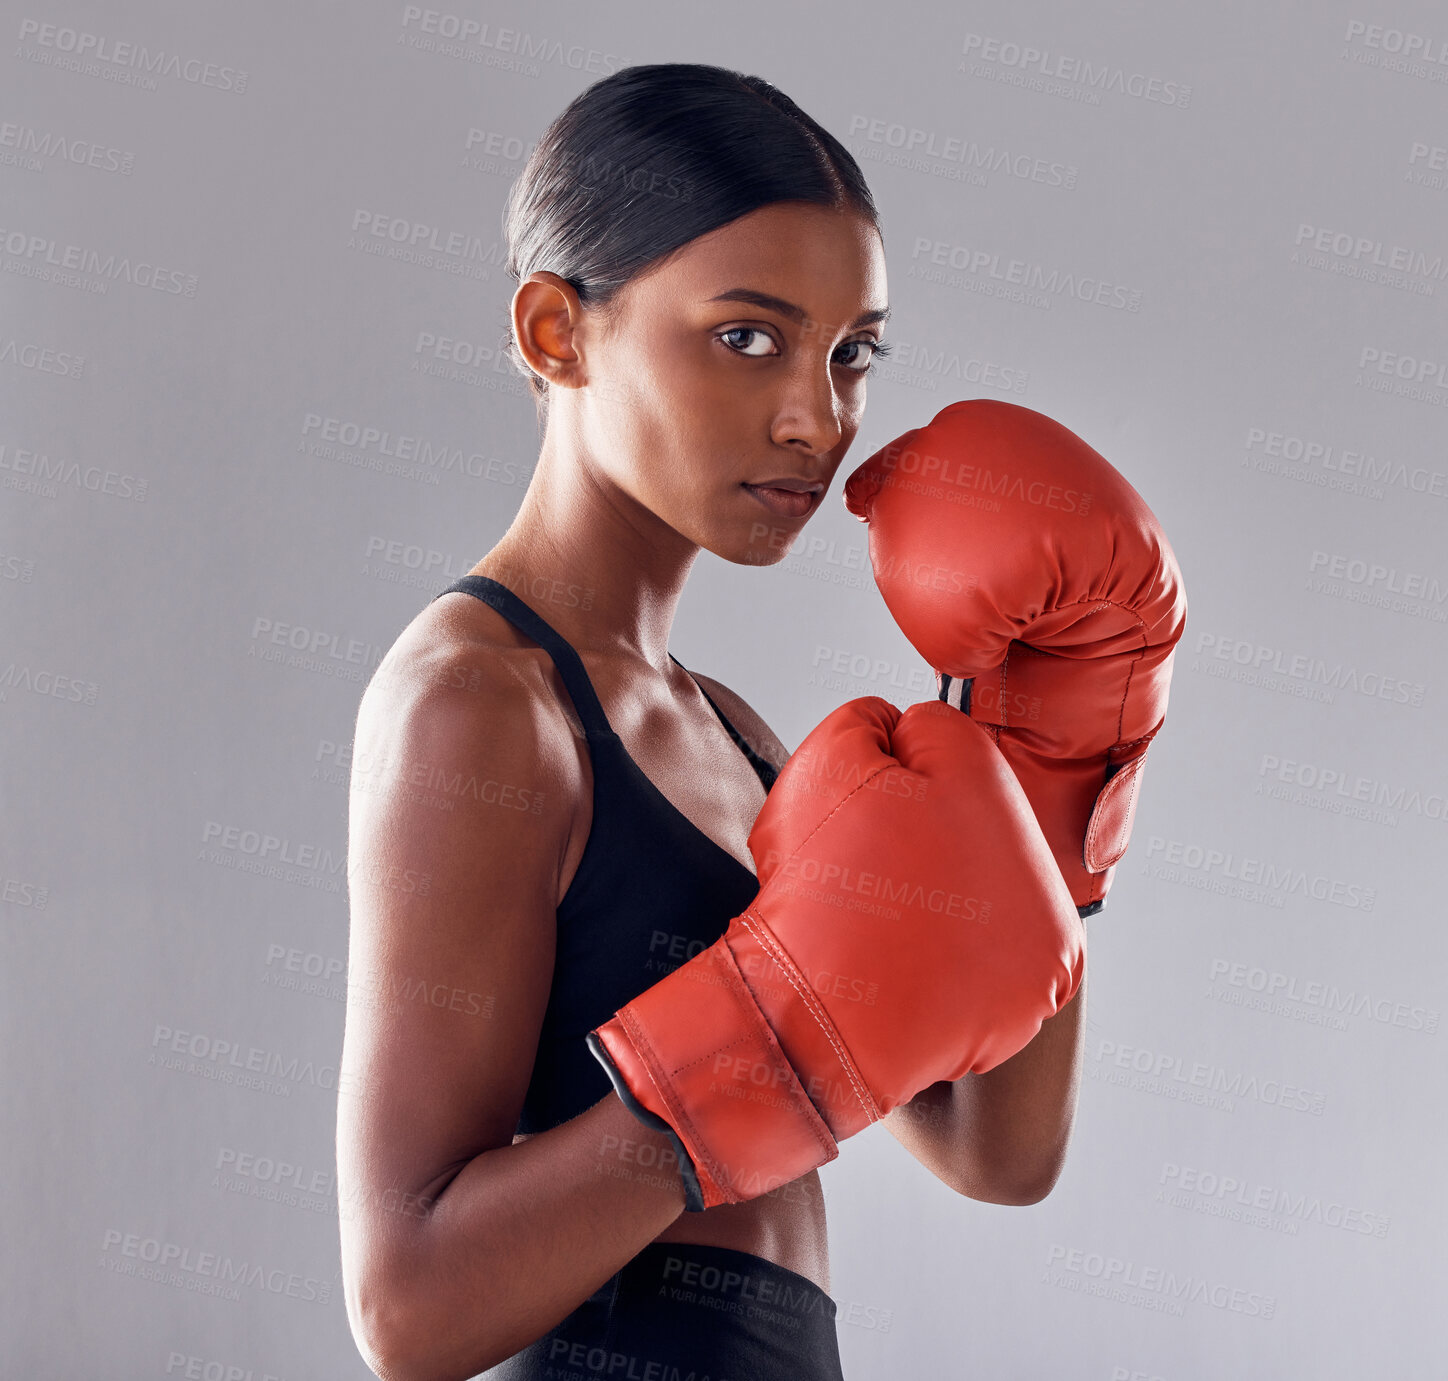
592;696;1084;1208
593;933;839;1208
843;399;1187;911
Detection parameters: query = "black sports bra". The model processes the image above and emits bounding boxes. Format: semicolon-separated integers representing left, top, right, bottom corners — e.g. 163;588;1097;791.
430;575;778;1135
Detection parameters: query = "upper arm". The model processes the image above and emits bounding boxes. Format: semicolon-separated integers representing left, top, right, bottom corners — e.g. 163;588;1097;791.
687;671;791;776
337;634;575;1309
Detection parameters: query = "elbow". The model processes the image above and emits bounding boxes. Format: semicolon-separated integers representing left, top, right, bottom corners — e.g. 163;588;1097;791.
954;1178;1053;1207
356;1324;454;1381
979;1178;1056;1207
347;1277;416;1381
951;1157;1066;1207
352;1283;515;1381
347;1267;445;1381
370;1337;517;1381
361;1345;450;1381
343;1222;523;1381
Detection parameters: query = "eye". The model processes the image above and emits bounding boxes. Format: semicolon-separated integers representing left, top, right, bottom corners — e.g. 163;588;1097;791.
719;327;778;358
835;337;891;374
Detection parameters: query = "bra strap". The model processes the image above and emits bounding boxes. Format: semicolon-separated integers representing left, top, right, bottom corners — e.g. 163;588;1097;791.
670;653;779;793
432;575;613;738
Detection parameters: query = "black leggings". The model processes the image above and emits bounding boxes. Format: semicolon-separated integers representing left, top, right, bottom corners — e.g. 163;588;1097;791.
480;1240;846;1380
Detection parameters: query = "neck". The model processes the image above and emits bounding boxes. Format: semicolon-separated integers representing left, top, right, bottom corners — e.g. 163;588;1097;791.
474;425;700;670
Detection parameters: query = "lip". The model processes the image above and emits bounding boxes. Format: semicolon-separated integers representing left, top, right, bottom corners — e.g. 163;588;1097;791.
748;477;825;493
742;481;821;519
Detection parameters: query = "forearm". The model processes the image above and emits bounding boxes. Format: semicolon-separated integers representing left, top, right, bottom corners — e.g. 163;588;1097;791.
355;1091;687;1381
885;957;1088;1203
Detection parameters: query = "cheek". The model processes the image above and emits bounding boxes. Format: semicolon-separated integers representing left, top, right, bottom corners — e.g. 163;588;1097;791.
839;387;867;430
600;338;702;444
615;351;732;469
594;383;723;515
588;330;762;521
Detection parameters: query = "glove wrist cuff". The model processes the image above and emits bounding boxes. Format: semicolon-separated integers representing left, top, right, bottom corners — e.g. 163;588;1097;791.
585;1030;708;1212
588;936;839;1210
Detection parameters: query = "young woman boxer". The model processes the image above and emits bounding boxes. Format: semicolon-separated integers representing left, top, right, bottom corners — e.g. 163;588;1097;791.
338;63;1087;1380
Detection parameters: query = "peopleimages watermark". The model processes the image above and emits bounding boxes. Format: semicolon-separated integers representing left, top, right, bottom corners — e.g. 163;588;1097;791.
0;222;199;296
1043;1243;1275;1319
1206;956;1437;1035
0;660;98;707
0;438;145;500
1156;1162;1389;1238
1240;425;1447;503
1191;631;1426;707
909;234;1143;312
348;209;503;273
847;113;1077;190
1291;223;1446;297
642;925;882;1005
1356;345;1448;405
98;1228;331;1305
149;1023;338;1097
408;326;531;394
867;436;1094;513
299;411;533;487
1306;549;1447;621
213;1144;337;1216
396;8;626;77
652;1249;836;1330
0;336;85;380
0;119;135;174
1408;140;1448;189
258;940;497;1022
1088;1035;1327;1117
350;741;548;817
758;848;988;922
958;32;1192;108
1143;834;1375;911
1;872;49;909
1255;750;1448;826
807;644;936;700
247;614;386;685
163;1349;288;1380
201;818;348;883
868;338;1029;395
14;18;248;93
1341;19;1448;82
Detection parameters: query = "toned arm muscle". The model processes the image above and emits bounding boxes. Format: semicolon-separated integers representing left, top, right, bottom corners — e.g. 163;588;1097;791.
338;635;686;1381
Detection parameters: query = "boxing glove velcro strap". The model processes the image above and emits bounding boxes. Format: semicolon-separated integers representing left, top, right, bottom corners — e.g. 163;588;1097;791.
588;937;839;1211
1083;751;1148;875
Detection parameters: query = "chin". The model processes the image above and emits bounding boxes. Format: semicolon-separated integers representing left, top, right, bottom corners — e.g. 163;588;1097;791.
727;536;795;569
729;513;805;567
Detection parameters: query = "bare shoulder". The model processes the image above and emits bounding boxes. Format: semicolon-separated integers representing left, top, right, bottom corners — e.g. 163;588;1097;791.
349;591;587;922
359;590;585;753
375;589;534;689
685;669;791;776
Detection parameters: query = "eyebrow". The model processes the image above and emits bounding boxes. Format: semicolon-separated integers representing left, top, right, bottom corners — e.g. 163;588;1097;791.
706;288;891;330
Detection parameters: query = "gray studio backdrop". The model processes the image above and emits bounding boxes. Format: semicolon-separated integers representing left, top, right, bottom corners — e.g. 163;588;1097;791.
4;1;1445;1376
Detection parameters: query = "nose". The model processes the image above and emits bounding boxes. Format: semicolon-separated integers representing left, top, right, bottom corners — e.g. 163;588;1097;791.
770;353;847;457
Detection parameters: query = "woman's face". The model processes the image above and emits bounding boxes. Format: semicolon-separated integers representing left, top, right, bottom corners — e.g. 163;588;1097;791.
535;201;889;567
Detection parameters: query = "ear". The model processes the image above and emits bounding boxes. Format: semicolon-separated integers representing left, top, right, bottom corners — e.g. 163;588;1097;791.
511;271;588;390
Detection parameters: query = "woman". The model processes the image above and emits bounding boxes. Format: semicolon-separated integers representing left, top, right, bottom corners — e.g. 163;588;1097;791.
338;62;1085;1380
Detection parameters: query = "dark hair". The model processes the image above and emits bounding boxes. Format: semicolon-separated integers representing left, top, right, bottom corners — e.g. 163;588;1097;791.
500;62;880;416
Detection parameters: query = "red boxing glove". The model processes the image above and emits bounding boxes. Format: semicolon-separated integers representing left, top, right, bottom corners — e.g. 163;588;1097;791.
588;696;1083;1212
843;399;1187;916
